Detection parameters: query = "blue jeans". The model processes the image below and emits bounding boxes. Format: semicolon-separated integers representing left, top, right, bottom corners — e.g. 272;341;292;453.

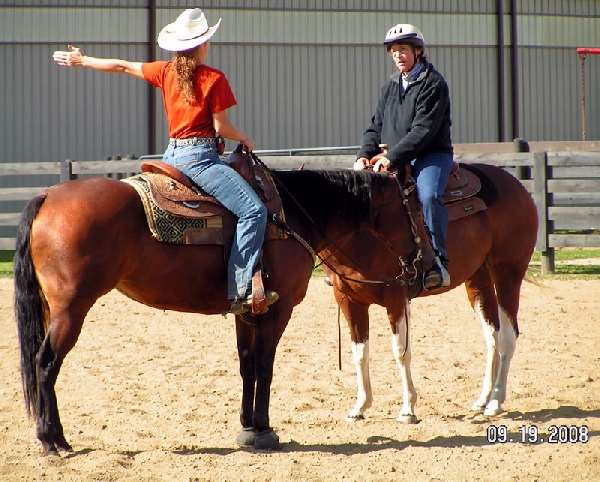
162;141;267;300
411;152;454;260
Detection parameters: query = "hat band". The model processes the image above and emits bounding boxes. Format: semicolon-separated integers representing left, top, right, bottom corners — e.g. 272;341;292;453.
174;26;210;42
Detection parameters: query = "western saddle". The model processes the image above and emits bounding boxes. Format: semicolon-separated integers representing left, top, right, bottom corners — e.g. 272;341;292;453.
124;144;285;315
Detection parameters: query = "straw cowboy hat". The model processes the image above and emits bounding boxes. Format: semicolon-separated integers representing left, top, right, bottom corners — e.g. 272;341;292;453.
157;8;221;52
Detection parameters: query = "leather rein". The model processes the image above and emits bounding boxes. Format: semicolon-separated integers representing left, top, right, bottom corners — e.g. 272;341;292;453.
251;153;424;288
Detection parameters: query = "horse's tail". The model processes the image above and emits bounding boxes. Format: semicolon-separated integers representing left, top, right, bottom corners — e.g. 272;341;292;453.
14;193;48;417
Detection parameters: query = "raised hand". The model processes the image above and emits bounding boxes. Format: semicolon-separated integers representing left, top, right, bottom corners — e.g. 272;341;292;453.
52;45;84;67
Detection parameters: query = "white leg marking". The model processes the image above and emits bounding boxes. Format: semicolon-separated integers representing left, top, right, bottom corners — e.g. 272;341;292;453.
472;298;499;412
484;307;517;416
391;304;418;423
346;340;372;420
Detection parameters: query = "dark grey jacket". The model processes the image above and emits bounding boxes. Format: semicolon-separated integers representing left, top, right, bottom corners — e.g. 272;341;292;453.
357;60;453;169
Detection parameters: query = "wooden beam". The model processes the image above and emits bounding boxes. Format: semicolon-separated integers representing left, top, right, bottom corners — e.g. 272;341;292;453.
0;187;47;201
549;234;600;248
0;238;16;250
0;162;61;176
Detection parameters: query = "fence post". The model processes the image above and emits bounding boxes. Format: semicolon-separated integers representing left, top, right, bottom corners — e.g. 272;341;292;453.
513;137;530;180
533;152;554;274
60;159;73;182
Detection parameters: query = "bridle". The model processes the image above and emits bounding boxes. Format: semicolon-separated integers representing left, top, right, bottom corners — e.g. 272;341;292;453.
251;153;425;288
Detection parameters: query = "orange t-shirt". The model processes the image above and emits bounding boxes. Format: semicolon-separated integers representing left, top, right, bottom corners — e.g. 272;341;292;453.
142;61;237;139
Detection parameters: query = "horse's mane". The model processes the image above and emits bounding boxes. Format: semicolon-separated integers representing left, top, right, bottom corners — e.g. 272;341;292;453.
273;169;391;229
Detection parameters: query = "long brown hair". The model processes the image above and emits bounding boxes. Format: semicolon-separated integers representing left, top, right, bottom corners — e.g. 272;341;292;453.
174;47;200;104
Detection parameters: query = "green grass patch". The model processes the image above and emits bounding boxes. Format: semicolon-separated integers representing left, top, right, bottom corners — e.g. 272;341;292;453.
0;251;14;262
531;248;600;262
529;248;600;279
0;251;14;277
528;264;600;279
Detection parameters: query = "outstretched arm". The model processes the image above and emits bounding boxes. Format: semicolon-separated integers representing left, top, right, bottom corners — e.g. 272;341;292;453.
52;45;144;79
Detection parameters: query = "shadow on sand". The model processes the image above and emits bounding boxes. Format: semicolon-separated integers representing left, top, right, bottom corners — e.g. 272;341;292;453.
63;406;599;458
171;413;599;457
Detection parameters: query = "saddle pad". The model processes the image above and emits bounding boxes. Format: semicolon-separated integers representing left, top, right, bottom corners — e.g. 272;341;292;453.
443;165;481;204
123;174;227;245
122;174;285;246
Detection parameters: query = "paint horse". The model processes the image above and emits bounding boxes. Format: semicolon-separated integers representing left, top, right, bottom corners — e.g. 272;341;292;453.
319;163;537;422
14;158;535;455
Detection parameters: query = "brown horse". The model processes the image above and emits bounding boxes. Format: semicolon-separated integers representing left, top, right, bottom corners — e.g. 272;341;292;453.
320;164;537;423
14;164;535;455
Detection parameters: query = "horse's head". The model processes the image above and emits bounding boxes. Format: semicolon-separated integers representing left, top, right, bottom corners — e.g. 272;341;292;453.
274;169;426;266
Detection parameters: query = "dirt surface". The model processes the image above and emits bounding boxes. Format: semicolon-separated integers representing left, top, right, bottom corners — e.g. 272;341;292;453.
1;276;599;481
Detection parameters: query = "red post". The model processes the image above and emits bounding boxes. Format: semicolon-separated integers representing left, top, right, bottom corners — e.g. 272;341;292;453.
577;48;600;56
576;48;600;140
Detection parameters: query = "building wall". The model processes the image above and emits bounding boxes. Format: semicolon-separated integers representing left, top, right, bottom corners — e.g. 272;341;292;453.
0;1;599;165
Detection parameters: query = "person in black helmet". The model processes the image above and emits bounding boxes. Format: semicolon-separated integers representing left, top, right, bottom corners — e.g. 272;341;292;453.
354;23;453;290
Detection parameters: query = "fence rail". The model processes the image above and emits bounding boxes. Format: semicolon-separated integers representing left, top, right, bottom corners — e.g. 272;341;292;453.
1;150;600;273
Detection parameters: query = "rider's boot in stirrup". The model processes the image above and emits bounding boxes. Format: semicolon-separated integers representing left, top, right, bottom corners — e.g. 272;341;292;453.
424;256;450;290
228;291;279;316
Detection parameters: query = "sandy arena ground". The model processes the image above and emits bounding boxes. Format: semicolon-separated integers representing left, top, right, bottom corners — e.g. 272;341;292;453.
1;276;599;481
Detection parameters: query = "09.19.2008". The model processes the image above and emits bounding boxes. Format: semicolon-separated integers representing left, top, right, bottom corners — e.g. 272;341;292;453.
486;424;589;444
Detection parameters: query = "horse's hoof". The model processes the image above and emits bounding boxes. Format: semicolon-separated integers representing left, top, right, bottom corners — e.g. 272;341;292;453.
483;406;503;416
397;414;419;424
471;403;486;413
42;445;60;457
56;437;73;452
483;400;503;416
254;429;280;450
345;413;365;422
236;427;257;447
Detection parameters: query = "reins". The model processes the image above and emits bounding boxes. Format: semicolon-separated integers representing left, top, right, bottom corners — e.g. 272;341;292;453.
250;153;424;288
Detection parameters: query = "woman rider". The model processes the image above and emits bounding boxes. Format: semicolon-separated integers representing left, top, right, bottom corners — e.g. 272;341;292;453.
354;24;453;290
53;8;278;314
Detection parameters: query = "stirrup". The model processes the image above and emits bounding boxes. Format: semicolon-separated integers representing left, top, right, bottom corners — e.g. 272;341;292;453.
228;291;279;316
